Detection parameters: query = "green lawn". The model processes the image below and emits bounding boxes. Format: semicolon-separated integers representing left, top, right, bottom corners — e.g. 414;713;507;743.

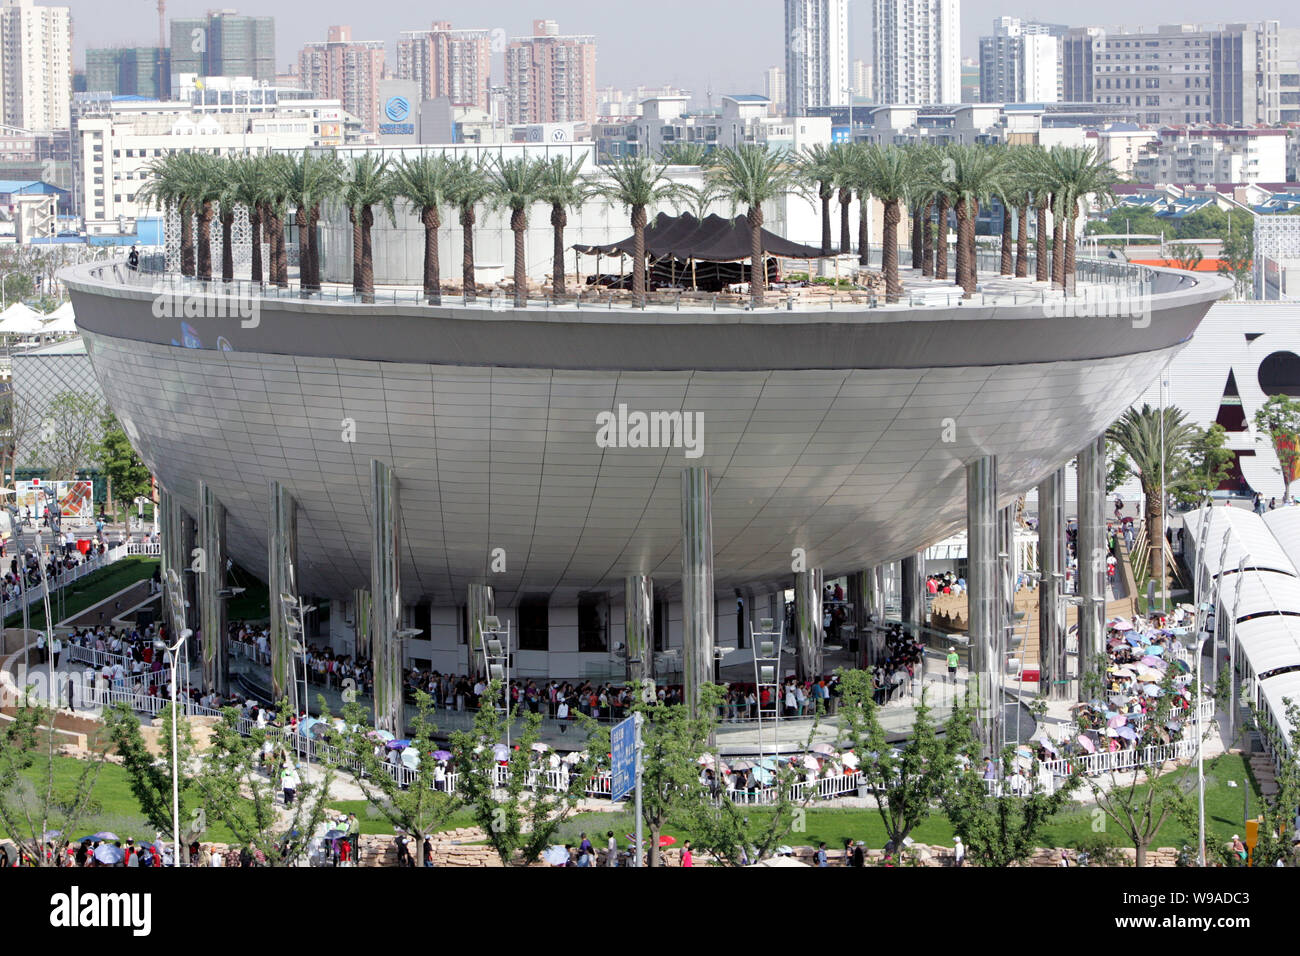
326;799;478;836
5;557;159;630
564;752;1263;856
2;754;245;845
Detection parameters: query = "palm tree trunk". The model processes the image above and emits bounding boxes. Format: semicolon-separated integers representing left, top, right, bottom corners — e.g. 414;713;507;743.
632;204;647;304
1035;199;1049;283
272;209;288;288
304;204;321;292
196;201;213;282
857;191;869;266
935;195;949;280
461;205;477;302
512;207;528;309
360;206;375;303
1051;196;1066;290
249;208;263;284
883;199;901;301
220;208;235;283
969;199;981;292
839;189;851;254
551;204;567;296
180;201;195;277
1145;486;1165;594
422;206;441;305
921;199;934;277
911;203;923;271
957;198;976;298
350;208;363;296
1015;200;1029;279
999;202;1013;276
820;185;832;256
748;205;765;309
1063;205;1078;295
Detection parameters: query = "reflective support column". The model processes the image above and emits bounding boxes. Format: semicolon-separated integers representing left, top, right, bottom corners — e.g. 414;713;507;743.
966;455;998;750
467;583;495;660
794;569;824;680
901;552;926;640
197;481;228;696
1077;435;1107;697
995;505;1017;750
352;589;372;659
681;467;714;719
1037;468;1069;700
179;510;198;665
268;481;298;705
625;575;653;691
158;486;179;637
371;460;402;735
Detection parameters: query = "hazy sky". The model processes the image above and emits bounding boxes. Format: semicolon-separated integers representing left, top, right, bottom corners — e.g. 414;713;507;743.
64;0;1295;99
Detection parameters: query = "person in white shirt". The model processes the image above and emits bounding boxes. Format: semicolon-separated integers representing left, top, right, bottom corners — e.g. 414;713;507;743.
210;846;224;867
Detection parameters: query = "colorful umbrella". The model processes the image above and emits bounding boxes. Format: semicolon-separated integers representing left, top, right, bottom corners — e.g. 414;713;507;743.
1077;734;1096;754
1107;714;1127;729
1117;726;1138;740
431;750;452;761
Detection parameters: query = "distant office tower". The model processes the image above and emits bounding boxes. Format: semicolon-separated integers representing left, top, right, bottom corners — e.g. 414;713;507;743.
298;26;385;133
85;47;171;99
1062;21;1299;126
505;20;597;124
0;0;72;129
170;10;276;84
765;65;787;111
785;0;849;115
872;0;960;106
978;17;1065;103
852;59;872;99
395;21;491;111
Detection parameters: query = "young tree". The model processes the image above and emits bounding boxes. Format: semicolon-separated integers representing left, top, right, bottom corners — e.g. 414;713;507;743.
32;391;104;480
1254;394;1300;500
1172;424;1233;506
0;387;38;483
0;701;110;866
94;413;152;518
1218;232;1253;299
449;679;597;866
938;698;1081;866
688;706;825;866
332;691;460;845
189;701;336;866
1167;243;1204;272
104;702;203;846
836;668;949;849
1242;700;1300;867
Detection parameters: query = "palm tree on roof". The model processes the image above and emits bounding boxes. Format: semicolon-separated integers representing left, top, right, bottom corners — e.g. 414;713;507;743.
536;155;591;297
1032;145;1121;292
219;154;271;284
827;143;856;255
800;143;839;256
137;152;195;277
592;155;685;305
488;155;547;308
342;153;395;303
446;157;495;304
390;153;455;305
707;144;807;309
855;144;912;301
276;149;343;294
935;145;1008;297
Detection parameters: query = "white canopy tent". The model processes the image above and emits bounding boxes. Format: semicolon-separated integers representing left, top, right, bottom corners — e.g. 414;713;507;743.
1184;506;1297;581
41;304;76;334
0;302;46;335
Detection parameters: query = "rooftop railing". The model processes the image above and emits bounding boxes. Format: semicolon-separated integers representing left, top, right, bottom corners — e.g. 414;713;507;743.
79;250;1177;315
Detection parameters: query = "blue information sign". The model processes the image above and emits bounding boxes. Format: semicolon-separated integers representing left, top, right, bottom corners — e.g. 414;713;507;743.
610;715;637;802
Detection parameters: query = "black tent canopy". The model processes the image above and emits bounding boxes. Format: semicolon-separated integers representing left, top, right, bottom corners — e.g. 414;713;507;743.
574;212;825;291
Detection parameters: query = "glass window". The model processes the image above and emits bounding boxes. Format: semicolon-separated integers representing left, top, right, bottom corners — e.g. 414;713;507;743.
578;592;608;653
517;596;549;650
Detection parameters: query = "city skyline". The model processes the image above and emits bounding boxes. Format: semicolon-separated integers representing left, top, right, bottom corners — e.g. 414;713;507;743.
59;0;1299;103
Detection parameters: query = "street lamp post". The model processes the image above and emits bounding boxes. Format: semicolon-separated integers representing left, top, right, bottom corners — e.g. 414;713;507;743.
155;627;191;868
1193;601;1212;866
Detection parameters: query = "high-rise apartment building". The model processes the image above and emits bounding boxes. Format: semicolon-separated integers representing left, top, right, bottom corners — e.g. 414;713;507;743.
0;0;72;130
852;59;873;100
978;18;1066;104
785;0;849;115
395;21;492;112
85;48;171;100
170;10;275;85
765;66;787;111
505;20;597;125
1062;21;1300;126
872;0;961;106
298;26;385;133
